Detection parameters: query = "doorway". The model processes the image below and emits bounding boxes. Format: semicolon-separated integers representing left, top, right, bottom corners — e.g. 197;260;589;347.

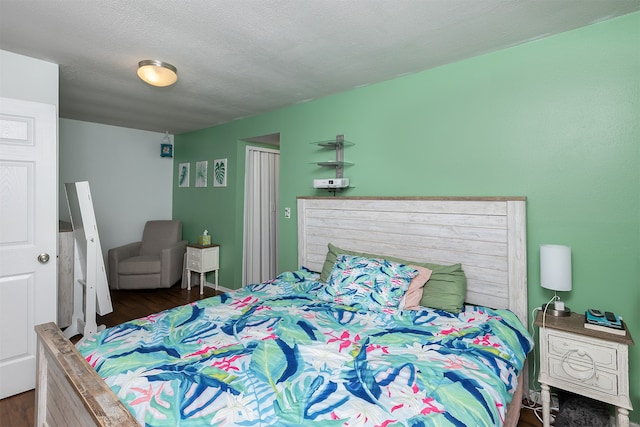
242;145;280;285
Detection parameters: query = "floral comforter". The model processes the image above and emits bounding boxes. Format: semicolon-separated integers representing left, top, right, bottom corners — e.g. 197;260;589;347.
77;269;533;426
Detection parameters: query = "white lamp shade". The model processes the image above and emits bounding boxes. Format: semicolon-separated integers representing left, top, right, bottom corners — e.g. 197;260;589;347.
540;244;572;291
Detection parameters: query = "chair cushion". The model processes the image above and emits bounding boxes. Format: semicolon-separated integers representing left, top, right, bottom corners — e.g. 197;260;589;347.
140;220;182;256
118;255;161;275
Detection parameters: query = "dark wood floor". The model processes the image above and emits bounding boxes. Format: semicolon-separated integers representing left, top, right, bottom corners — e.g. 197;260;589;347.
518;401;544;427
94;283;220;328
0;284;542;427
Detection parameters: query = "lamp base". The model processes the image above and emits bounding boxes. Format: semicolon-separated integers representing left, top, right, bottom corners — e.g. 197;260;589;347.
543;306;571;317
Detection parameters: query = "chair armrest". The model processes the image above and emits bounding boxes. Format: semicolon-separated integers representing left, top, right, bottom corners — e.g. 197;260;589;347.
160;240;188;286
107;241;141;289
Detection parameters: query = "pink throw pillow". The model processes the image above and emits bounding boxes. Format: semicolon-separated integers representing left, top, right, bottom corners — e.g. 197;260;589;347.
402;265;433;310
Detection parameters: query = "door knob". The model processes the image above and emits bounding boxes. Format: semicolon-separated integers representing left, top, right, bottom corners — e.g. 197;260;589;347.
37;253;50;264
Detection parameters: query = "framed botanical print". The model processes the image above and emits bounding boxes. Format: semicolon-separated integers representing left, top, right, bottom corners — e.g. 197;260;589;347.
213;158;227;187
195;161;208;187
178;163;190;188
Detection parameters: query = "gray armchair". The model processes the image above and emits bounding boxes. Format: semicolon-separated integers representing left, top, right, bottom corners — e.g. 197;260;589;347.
108;220;187;290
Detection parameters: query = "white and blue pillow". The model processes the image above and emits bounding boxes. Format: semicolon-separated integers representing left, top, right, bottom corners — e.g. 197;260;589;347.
317;255;418;312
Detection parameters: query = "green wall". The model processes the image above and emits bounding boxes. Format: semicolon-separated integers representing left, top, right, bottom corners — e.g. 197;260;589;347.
174;12;639;419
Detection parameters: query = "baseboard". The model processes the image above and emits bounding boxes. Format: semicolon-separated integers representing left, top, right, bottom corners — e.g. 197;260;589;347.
204;282;233;293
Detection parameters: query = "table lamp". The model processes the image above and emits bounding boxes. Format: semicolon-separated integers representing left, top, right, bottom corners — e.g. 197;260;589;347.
540;244;572;316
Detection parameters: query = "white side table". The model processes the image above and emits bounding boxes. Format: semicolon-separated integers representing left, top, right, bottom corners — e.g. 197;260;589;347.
535;311;634;427
186;243;219;294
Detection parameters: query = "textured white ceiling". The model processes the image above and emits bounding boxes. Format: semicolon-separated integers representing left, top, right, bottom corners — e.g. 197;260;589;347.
1;0;638;134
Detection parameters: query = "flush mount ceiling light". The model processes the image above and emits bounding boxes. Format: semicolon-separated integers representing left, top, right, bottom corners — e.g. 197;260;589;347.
137;60;178;87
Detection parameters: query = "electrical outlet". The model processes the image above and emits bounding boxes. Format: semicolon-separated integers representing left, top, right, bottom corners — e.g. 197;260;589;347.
284;207;291;219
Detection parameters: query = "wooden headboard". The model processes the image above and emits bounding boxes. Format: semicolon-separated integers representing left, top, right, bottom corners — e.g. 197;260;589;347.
297;197;528;326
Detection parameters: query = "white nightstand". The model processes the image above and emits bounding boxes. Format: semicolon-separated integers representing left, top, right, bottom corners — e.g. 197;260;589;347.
186;244;219;294
535;311;634;427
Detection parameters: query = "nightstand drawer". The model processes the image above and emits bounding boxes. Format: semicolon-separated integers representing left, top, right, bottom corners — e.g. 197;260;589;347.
547;355;618;396
187;250;202;266
547;330;617;370
187;258;200;270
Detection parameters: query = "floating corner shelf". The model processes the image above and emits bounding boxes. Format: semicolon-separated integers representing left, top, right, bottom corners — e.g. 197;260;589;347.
311;134;355;180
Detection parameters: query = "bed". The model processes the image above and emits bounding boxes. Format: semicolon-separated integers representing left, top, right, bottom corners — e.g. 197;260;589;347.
35;196;532;427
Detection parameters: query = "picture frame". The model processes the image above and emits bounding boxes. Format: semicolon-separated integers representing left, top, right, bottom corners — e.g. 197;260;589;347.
178;163;190;188
213;158;227;187
160;143;173;158
195;161;208;188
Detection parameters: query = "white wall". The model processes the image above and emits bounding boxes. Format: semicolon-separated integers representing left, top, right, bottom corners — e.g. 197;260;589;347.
0;50;59;105
59;119;174;261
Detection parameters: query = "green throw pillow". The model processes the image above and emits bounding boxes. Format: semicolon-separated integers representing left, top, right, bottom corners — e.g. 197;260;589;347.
319;243;467;313
417;263;466;313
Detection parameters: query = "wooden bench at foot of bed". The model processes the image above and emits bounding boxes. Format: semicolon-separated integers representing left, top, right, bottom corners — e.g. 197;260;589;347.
35;322;138;426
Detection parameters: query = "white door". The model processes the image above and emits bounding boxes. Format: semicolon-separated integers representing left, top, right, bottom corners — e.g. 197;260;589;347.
0;97;57;398
242;146;280;285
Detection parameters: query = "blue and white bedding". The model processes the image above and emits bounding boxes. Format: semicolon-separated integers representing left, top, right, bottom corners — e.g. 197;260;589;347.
77;269;533;426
